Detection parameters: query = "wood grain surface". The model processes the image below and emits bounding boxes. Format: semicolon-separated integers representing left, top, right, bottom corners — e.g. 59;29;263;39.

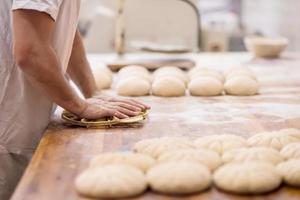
11;53;300;200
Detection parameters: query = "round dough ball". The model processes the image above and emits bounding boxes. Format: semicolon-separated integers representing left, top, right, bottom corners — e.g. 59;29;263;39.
213;162;282;194
75;164;147;199
280;142;300;160
119;65;149;76
152;76;186;97
119;71;152;83
153;66;184;76
194;134;247;154
247;129;300;150
89;152;155;172
224;76;259;96
117;77;151;96
226;71;257;81
93;68;113;89
188;77;223;96
147;161;211;194
190;70;224;83
158;149;222;171
154;66;188;84
222;147;284;165
133;137;194;158
277;159;300;187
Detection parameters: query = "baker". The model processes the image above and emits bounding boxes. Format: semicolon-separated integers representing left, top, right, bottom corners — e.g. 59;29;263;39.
0;1;150;199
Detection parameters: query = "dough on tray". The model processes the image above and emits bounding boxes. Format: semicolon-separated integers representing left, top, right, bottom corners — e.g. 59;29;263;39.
280;142;300;160
213;162;282;194
93;68;113;89
247;128;300;150
224;76;259;96
119;65;149;76
89;152;155;172
152;76;186;97
147;161;211;194
188;77;223;96
75;164;147;199
117;77;151;96
133;137;194;158
277;159;300;187
222;147;284;165
194;134;247;154
157;149;222;171
154;66;188;84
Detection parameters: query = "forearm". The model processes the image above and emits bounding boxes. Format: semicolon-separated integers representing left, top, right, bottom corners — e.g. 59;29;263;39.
67;31;98;98
16;43;86;115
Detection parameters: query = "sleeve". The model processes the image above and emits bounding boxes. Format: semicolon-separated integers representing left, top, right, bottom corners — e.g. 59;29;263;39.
12;0;63;21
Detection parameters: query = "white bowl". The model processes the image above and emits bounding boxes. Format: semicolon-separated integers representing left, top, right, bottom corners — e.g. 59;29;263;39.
244;36;289;58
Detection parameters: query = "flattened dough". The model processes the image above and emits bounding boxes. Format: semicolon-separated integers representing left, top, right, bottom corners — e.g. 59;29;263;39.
75;164;147;199
248;128;300;150
280;142;300;159
133;137;194;158
213;162;281;194
89;152;155;172
224;76;259;96
188;77;223;96
222;147;283;165
147;161;211;194
152;76;186;97
194;134;247;154
277;160;300;187
117;77;151;96
158;149;222;171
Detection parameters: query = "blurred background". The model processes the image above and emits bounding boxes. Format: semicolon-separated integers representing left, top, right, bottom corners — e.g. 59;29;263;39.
79;0;300;54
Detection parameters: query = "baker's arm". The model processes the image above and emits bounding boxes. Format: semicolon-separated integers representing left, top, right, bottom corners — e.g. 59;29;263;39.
67;30;151;109
67;30;97;98
12;10;144;119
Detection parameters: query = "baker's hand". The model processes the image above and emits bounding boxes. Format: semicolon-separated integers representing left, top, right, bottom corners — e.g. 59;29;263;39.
78;97;147;120
93;93;151;111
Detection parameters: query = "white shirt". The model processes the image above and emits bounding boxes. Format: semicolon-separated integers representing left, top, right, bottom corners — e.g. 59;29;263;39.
0;0;81;153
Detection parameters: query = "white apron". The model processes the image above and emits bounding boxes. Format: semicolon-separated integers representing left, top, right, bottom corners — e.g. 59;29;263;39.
0;0;81;199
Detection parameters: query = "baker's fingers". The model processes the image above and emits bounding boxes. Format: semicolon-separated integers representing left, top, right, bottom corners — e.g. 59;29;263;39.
113;102;141;112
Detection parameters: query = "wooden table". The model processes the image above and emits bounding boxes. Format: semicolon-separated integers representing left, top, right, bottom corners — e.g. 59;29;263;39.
11;53;300;200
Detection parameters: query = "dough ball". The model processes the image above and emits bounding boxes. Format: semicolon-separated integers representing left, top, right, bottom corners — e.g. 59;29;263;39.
224;76;259;96
277;160;300;187
119;72;152;83
153;66;184;76
188;77;223;96
154;66;188;84
89;152;155;172
119;65;149;76
194;134;247;154
190;70;224;83
247;128;300;150
147;161;211;194
75;164;147;199
93;68;113;89
152;76;186;97
213;162;281;194
133;137;194;158
158;149;222;171
222;147;284;165
226;71;257;81
280;142;300;160
117;77;151;96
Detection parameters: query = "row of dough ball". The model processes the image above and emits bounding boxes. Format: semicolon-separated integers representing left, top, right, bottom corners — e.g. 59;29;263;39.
188;66;259;96
116;65;259;97
75;128;300;198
